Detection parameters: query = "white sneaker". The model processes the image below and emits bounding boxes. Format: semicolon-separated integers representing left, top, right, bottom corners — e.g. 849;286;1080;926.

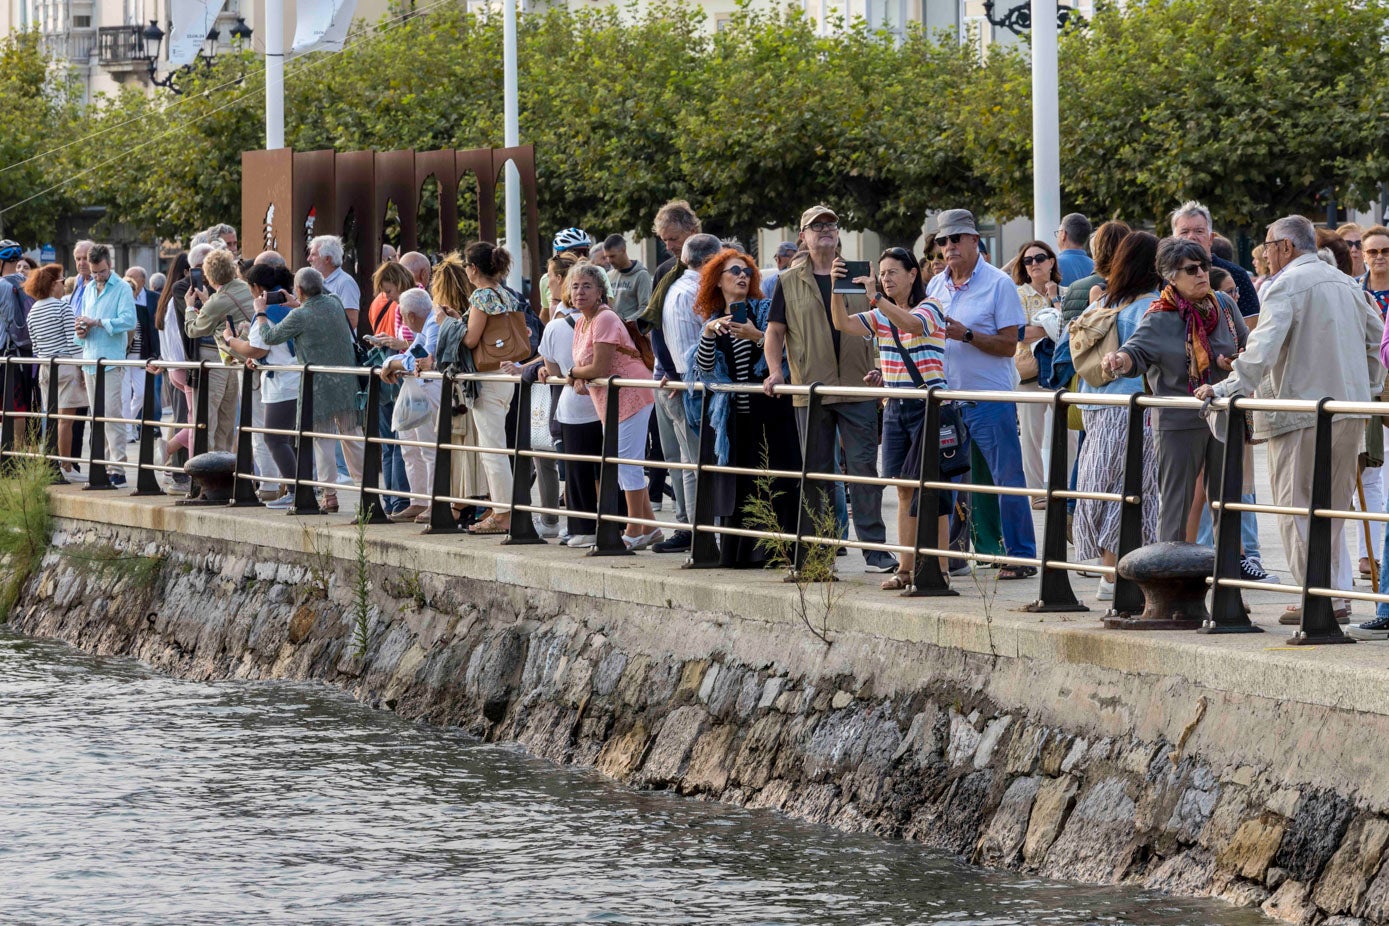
1096;578;1115;601
534;516;560;539
61;468;87;484
566;534;596;548
623;528;664;552
266;494;293;509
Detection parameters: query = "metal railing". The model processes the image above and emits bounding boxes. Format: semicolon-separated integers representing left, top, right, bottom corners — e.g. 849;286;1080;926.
0;354;1381;646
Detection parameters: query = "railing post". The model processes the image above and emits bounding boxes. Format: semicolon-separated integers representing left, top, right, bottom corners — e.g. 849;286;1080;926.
502;375;543;545
43;358;61;478
903;387;957;596
191;361;211;458
289;365;321;515
84;361;113;491
1024;390;1087;612
132;365;162;496
1288;398;1355;645
791;383;825;573
684;385;720;568
422;372;461;534
1201;397;1261;633
1105;393;1149;620
590;379;634;557
0;358;15;470
229;364;260;506
357;370;388;524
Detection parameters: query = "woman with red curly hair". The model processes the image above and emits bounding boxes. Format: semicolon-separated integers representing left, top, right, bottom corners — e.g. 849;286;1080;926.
682;248;800;568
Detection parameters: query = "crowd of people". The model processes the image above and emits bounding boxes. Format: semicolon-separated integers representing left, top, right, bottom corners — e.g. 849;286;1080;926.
2;197;1388;634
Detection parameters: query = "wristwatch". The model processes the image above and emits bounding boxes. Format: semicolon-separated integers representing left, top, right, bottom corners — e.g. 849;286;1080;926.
964;327;974;343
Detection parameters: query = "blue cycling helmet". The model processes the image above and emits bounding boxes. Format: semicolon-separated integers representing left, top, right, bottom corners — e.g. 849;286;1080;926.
552;227;591;253
0;240;22;262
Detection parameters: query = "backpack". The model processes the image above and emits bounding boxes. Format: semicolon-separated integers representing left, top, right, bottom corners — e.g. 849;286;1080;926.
1068;301;1123;388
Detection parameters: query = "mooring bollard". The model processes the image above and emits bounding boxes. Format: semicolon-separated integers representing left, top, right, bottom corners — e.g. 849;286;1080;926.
1104;541;1212;630
180;451;238;505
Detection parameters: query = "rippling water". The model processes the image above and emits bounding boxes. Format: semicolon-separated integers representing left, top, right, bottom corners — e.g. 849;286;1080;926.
0;626;1270;926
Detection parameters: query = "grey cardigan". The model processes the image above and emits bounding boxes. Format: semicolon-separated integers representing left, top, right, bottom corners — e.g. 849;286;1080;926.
256;293;359;424
1121;294;1247;431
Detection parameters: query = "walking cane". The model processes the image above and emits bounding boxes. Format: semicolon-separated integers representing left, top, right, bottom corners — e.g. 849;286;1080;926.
1358;469;1380;591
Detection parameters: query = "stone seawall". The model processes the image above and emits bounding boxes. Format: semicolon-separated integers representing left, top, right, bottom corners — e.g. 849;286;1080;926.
16;495;1389;925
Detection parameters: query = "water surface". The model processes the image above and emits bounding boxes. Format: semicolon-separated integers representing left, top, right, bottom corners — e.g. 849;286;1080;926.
0;626;1270;925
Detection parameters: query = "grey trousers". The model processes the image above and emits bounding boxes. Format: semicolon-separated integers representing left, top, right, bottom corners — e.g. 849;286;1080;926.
794;399;887;546
1153;426;1224;542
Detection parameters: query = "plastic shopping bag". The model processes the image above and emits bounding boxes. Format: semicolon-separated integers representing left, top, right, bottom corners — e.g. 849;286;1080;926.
392;376;436;432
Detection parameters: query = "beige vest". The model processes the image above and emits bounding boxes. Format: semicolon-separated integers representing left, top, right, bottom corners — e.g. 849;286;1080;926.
778;261;876;407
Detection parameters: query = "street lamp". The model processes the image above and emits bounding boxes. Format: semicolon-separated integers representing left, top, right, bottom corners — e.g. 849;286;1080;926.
141;16;253;94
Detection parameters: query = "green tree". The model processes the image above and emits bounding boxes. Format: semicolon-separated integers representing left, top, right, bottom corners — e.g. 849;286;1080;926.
0;31;82;244
1059;0;1389;229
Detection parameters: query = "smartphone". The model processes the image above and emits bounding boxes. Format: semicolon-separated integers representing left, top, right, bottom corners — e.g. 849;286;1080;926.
833;260;872;294
189;267;205;292
729;301;749;325
264;290;289;306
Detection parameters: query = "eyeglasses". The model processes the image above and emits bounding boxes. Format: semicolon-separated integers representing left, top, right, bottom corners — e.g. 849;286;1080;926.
1021;254;1052;266
934;233;966;246
1177;262;1209;277
1346;239;1364;250
1366;248;1389;258
806;221;838;233
1264;238;1286;249
723;265;753;278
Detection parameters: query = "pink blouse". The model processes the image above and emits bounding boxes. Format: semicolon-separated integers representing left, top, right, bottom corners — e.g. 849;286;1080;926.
572;307;654;422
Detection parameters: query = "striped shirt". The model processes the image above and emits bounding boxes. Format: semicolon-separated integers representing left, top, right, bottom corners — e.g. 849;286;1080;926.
853;301;947;388
28;297;81;359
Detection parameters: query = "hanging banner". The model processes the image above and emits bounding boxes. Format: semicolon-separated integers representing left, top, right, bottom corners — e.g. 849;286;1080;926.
292;0;359;54
166;0;226;68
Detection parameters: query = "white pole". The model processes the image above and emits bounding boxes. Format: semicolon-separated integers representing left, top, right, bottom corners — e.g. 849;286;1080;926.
265;0;284;150
1031;0;1060;241
503;0;522;291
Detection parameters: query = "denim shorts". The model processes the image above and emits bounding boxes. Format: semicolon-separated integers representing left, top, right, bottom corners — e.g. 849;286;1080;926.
882;396;925;479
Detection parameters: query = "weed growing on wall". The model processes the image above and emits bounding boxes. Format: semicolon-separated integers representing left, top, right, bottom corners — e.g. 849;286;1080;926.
352;506;371;658
0;444;55;614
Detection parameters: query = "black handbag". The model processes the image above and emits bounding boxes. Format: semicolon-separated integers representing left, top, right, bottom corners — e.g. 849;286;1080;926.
887;322;972;479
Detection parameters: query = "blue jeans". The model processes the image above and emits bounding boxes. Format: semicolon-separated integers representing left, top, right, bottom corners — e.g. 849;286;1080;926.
1195;492;1260;558
961;401;1036;559
378;401;409;513
1378;520;1389;618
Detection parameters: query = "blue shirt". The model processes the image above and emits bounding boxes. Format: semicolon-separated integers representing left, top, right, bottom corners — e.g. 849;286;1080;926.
76;274;137;373
1077;292;1157;409
925;254;1027;392
1056;249;1094;287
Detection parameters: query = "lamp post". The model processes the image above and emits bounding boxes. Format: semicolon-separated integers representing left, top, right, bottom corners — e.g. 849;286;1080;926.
503;0;521;291
140;16;253;95
265;0;284;150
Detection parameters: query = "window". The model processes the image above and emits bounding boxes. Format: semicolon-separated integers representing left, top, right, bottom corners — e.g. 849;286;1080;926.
73;14;91;26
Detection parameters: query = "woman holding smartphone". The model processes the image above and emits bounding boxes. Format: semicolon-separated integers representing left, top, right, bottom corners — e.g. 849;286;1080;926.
685;248;801;568
830;247;951;591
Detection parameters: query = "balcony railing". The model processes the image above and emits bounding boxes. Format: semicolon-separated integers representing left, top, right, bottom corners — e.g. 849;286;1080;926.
98;25;150;65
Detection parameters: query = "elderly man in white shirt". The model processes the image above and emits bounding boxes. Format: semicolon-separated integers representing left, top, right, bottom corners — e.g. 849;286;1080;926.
309;235;362;330
1197;214;1384;628
653;233;724;545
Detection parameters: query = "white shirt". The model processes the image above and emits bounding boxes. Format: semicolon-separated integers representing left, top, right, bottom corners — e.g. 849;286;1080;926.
249;323;300;403
661;268;704;375
323;267;361;312
539;306;600;425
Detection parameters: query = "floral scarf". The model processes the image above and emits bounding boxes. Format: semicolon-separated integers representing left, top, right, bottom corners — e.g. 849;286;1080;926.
1146;284;1220;394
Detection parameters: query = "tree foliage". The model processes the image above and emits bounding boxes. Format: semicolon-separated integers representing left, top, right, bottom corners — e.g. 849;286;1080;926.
3;0;1388;249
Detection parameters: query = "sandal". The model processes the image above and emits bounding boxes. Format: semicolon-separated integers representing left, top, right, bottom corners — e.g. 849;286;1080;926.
322;494;339;513
881;571;912;591
467;515;510;535
997;565;1038;580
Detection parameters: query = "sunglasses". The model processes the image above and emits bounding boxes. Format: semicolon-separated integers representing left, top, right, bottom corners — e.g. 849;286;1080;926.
934;233;966;246
724;265;753;278
1346;239;1364;250
1021;254;1052;266
1366;248;1389;258
1177;262;1209;277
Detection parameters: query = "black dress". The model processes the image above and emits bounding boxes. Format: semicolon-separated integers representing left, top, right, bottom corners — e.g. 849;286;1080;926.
694;330;802;568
